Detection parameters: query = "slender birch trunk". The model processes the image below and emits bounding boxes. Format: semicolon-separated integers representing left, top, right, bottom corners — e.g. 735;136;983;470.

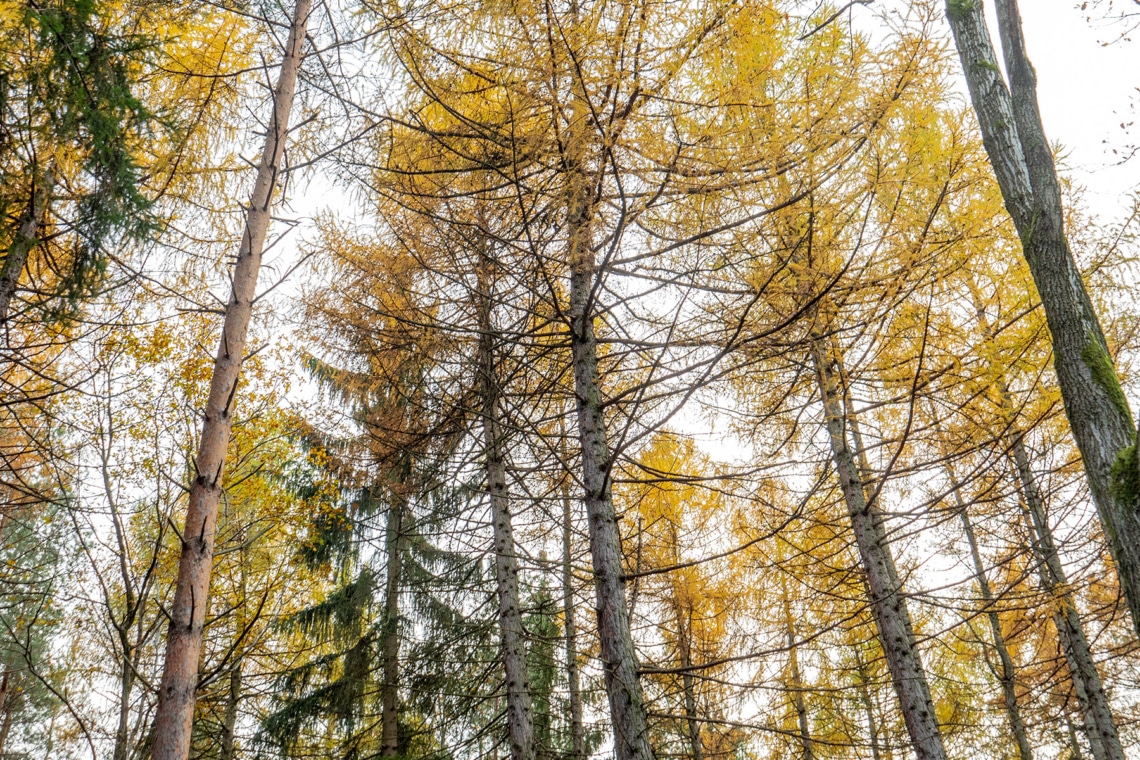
381;495;406;757
810;339;947;760
557;433;586;760
149;5;310;757
1008;438;1123;760
478;262;536;760
945;0;1140;637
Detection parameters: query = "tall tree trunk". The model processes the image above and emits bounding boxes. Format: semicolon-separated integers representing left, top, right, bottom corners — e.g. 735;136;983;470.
219;662;242;760
220;544;248;760
1008;437;1124;760
950;479;1033;760
782;591;814;760
558;434;586;760
149;4;311;757
381;496;406;757
810;339;947;760
669;600;703;760
568;230;654;760
563;20;653;759
478;263;536;760
945;0;1140;637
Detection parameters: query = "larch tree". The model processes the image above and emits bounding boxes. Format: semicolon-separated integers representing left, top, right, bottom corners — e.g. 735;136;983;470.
944;0;1140;638
151;2;313;758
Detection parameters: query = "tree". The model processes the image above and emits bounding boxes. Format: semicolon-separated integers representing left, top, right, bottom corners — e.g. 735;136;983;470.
151;3;313;757
944;0;1140;638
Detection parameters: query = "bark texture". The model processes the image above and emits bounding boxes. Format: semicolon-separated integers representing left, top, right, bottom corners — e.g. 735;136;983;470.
478;266;536;760
945;0;1140;637
811;340;947;760
148;4;311;758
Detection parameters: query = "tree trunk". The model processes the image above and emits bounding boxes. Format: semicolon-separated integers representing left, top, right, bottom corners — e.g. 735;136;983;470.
669;601;703;760
478;263;536;760
1066;714;1086;760
113;647;136;760
220;545;248;760
381;496;406;757
568;251;654;760
852;648;882;760
945;0;1140;638
558;438;586;760
563;23;653;759
219;661;241;760
810;339;947;760
950;482;1033;760
782;592;814;760
1008;437;1124;760
149;4;311;758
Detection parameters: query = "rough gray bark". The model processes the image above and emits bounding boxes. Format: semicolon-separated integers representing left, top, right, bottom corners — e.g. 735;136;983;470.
810;340;947;760
149;5;311;756
478;264;536;760
945;0;1140;637
948;477;1033;760
151;2;314;756
1009;437;1123;760
558;453;586;760
381;496;405;757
